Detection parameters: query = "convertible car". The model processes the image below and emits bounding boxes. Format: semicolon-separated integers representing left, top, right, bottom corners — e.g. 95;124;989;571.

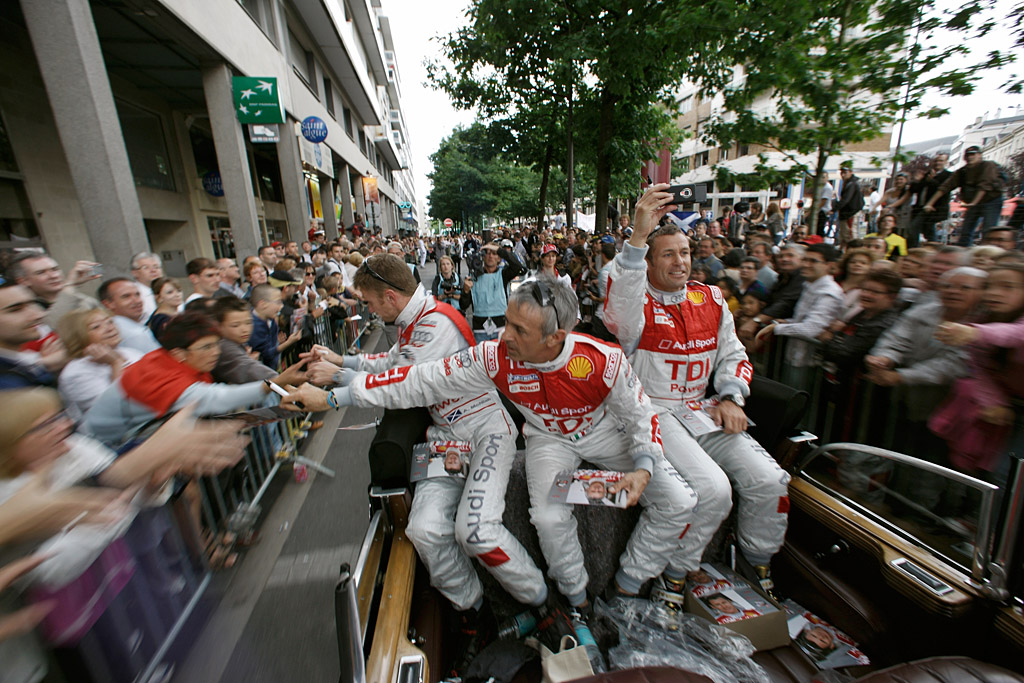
334;375;1024;682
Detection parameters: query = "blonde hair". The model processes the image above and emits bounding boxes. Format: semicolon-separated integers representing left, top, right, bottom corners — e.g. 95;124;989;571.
58;308;112;359
347;251;364;267
0;388;64;477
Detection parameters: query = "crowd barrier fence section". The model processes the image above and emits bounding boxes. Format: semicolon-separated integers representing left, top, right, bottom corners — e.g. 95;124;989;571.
63;304;372;683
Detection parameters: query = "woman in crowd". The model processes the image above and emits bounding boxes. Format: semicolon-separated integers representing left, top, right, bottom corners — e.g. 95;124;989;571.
835;247;877;320
0;389;246;675
881;172;912;235
431;256;464;311
534;244;571;287
148;277;183;338
765;202;785;244
931;262;1024;484
969;245;1005;271
243;261;268;300
866;213;907;260
57;308;144;419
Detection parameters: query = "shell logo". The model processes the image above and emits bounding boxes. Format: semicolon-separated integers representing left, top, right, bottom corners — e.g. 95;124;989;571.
566;355;594;380
686;290;706;305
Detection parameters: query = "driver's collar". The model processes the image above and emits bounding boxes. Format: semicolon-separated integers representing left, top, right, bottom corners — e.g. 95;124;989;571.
523;334;573;372
646;280;689;306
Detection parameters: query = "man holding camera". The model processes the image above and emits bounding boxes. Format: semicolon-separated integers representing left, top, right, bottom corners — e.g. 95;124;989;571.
465;241;525;341
604;184;790;597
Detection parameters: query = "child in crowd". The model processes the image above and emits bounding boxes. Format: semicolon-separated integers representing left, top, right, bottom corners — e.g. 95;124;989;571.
735;290;767;353
715;276;741;314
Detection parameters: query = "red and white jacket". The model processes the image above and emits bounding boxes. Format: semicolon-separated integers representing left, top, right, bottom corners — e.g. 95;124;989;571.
603;243;753;408
342;333;664;474
353;285;501;428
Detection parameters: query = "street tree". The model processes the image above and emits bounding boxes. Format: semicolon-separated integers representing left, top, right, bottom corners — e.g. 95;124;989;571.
428;0;733;233
704;0;1009;234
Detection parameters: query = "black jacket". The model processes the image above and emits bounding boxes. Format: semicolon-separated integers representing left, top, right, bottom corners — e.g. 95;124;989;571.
763;272;805;319
822;307;901;374
836;175;864;220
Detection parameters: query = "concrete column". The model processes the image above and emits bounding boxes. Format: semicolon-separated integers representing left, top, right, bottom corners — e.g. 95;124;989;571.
319;172;339;241
353;173;367;226
336;164;355;231
21;0;150;274
201;62;262;258
276;123;309;243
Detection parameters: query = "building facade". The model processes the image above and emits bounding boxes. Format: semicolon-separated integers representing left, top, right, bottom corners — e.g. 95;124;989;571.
0;0;416;278
666;78;892;227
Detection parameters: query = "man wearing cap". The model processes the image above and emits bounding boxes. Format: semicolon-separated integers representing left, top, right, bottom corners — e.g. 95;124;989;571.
908;154;952;247
466;241;526;341
923;146;1004;246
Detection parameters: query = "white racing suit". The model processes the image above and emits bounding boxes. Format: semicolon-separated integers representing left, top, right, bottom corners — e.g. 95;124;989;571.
345;285;544;610
334;333;697;606
604;243;790;568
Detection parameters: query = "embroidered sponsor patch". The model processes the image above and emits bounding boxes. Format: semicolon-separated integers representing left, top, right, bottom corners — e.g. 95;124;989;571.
710;285;724;305
365;365;411;388
736;360;753;384
566;355;594;380
686;290;706;305
484;342;499;374
508;373;539;383
508;381;540;393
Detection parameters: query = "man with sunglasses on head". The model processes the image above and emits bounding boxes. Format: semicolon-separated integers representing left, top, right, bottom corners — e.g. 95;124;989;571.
922;145;1004;247
286;273;695;638
603;184;790;598
299;254;546;663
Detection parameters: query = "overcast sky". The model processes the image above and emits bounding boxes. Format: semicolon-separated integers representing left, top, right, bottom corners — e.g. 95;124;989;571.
383;0;1022;212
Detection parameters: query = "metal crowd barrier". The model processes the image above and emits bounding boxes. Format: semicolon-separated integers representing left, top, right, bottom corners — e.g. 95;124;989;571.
750;334;929;453
197;301;374;541
119;303;373;683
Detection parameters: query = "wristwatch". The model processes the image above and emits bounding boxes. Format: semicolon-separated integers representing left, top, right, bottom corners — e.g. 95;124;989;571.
718;394;746;408
325;390;340;411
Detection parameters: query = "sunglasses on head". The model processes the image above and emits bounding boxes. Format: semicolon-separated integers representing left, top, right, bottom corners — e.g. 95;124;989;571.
359;260;404;291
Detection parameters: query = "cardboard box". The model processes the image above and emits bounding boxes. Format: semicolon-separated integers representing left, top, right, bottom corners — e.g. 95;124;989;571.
683;563;790;652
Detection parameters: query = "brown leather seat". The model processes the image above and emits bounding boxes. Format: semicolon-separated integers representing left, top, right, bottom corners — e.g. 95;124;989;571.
570;666;714;682
854;656;1024;683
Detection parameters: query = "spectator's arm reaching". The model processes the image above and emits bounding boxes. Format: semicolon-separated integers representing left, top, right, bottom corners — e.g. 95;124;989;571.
773;289;844;340
896;344;969;386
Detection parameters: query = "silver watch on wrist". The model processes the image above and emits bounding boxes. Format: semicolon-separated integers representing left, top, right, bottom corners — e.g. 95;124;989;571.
718;394;745;408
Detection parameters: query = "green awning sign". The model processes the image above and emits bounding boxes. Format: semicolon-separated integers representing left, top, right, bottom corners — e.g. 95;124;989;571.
232;76;284;124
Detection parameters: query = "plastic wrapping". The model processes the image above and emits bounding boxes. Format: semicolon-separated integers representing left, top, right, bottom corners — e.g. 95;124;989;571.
596;596;770;683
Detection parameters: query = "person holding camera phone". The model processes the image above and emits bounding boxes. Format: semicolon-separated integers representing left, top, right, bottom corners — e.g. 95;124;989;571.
431;256;464;311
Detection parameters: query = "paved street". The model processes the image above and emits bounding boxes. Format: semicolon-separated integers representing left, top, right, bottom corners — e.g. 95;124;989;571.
175;258;439;683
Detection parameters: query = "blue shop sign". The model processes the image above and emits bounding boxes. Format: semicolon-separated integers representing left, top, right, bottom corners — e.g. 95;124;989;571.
202;171;224;197
301;116;328;143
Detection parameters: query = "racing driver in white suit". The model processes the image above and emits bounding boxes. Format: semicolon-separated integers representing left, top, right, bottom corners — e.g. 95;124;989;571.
604;185;790;593
304;254;546;620
289;277;697;615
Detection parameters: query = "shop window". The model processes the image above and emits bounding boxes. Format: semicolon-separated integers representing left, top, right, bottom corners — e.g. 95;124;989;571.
115;99;175;191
